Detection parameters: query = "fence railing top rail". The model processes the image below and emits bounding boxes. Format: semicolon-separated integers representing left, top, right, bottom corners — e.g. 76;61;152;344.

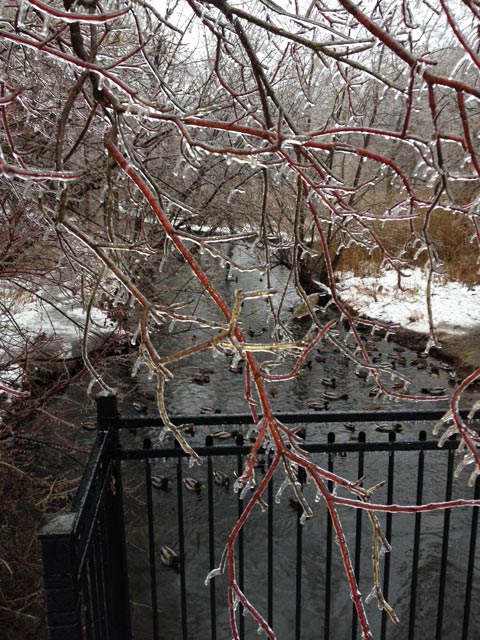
100;407;471;430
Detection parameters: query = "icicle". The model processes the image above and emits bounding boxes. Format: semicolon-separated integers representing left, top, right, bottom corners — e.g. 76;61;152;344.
17;0;28;27
438;424;458;448
422;336;438;357
365;586;376;605
299;511;309;525
230;351;242;370
87;377;96;397
130;324;141;346
454;453;474;478
232;593;240;613
204;567;223;586
131;355;143;377
432;411;452;436
468;400;480;420
468;467;480;487
258;498;269;513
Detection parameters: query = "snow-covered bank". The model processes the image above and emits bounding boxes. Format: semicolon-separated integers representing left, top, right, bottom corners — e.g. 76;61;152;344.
337;268;480;372
337;269;479;336
0;290;116;395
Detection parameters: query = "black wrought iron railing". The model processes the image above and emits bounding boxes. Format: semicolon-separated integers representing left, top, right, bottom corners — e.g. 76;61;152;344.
38;397;480;640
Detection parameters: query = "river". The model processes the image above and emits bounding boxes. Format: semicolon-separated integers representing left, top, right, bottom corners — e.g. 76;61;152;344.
95;241;478;640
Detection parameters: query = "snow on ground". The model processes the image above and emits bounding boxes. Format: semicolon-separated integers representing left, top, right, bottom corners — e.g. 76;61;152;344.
337;268;480;336
0;290;116;394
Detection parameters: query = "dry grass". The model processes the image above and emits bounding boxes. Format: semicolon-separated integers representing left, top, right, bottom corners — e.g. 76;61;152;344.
337;208;479;285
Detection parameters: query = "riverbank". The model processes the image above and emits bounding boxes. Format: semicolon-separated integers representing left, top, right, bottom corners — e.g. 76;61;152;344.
337;268;480;378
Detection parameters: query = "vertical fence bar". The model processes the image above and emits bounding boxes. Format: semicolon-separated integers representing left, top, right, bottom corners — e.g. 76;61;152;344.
351;431;365;640
461;474;480;640
324;432;335;640
295;466;306;640
380;431;396;640
206;436;217;640
143;437;159;640
87;546;102;637
267;451;274;630
91;527;107;638
408;430;426;640
39;513;81;640
82;576;93;640
236;434;245;640
97;395;132;640
97;509;112;639
436;443;455;639
175;440;188;640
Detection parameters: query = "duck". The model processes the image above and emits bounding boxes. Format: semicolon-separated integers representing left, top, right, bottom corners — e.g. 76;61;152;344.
247;328;266;338
213;471;229;489
183;477;202;492
289;293;321;321
375;423;403;433
343;422;355;433
321;377;336;388
421;386;446;396
308;400;329;411
323;391;349;401
132;401;148;413
212;430;238;440
355;368;369;380
152;476;170;491
160;546;179;569
192;371;210;384
200;405;221;414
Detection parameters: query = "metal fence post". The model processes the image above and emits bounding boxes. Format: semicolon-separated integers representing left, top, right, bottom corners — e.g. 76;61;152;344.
38;513;81;640
97;394;133;640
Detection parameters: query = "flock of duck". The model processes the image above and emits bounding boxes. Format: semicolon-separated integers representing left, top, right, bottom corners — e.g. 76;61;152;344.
146;331;457;572
155;467;229;571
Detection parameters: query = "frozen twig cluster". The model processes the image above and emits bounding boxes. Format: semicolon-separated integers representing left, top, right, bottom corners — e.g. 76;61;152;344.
0;1;479;637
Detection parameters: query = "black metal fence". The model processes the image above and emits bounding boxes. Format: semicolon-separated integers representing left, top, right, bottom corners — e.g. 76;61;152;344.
38;397;480;640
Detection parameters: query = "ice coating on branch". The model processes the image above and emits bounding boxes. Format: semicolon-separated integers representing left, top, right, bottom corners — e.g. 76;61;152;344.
438;424;458;448
432;411;453;436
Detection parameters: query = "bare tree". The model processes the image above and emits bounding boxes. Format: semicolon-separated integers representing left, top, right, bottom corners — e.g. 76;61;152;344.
1;1;480;637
